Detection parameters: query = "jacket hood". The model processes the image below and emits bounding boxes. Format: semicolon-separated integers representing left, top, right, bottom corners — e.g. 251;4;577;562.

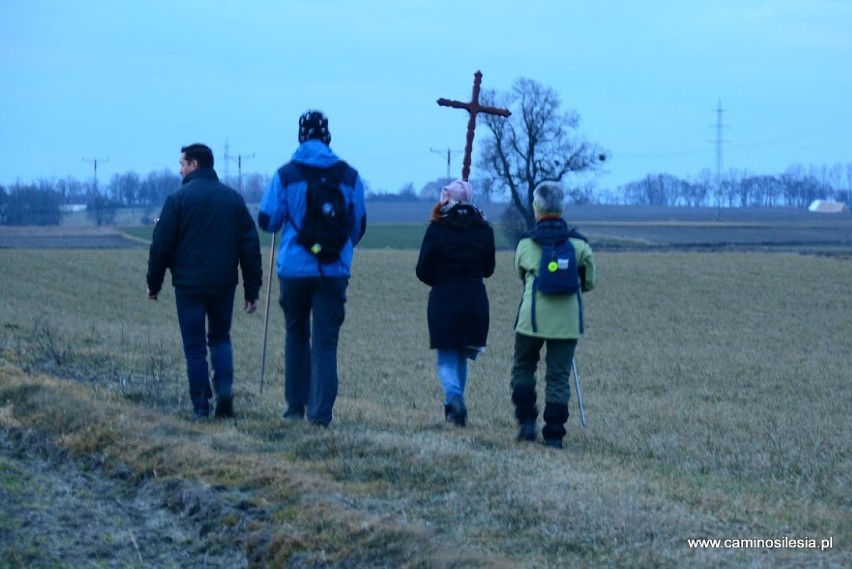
290;139;341;169
526;217;588;245
435;202;488;229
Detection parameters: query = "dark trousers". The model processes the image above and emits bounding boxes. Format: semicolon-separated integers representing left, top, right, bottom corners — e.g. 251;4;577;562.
174;286;236;415
510;333;577;405
511;333;576;441
278;276;348;425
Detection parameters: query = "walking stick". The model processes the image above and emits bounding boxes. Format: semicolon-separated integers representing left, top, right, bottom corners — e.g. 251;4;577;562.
572;358;587;429
259;232;276;393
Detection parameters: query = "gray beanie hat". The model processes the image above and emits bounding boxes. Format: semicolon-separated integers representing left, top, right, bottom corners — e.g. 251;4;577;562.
532;181;564;215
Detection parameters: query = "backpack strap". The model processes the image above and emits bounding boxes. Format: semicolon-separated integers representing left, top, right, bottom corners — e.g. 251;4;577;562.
529;241;552;333
531;274;540;333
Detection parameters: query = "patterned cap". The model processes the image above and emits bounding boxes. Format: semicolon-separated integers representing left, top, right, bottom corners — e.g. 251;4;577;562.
440;179;473;203
298;110;331;144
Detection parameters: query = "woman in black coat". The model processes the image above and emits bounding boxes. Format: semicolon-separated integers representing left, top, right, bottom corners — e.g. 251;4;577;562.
415;179;496;426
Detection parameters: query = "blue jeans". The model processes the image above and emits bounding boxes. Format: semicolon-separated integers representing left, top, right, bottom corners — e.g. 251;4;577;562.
174;286;235;415
436;348;468;404
278;276;347;425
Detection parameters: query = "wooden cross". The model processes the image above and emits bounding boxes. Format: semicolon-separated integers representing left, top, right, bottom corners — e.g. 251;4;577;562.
437;70;511;181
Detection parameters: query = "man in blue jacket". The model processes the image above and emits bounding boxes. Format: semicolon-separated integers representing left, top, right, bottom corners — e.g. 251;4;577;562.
258;110;367;427
147;143;262;421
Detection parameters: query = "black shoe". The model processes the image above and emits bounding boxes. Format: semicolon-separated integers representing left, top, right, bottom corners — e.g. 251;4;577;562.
517;420;536;442
282;406;305;421
544;439;563;450
190;410;209;422
444;404;455;423
448;397;467;427
214;397;233;419
308;419;329;428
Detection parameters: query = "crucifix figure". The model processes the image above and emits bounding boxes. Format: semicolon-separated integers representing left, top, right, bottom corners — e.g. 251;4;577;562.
437;70;511;181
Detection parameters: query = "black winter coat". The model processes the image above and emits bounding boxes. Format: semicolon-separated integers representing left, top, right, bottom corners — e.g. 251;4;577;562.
147;168;263;300
415;203;496;350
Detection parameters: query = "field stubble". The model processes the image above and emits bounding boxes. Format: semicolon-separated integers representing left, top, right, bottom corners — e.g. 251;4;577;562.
0;248;850;567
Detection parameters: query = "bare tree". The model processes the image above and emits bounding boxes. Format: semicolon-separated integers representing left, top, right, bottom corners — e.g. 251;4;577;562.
826;163;843;201
473;176;497;204
398;182;417;201
478;78;607;228
240;173;269;203
109;172;142;206
86;186;117;226
140;169;181;224
5;183;62;225
846;162;852;205
55;177;85;204
419;178;444;202
0;185;7;223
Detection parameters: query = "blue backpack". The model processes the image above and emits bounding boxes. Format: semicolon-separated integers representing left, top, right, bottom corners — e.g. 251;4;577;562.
534;239;581;296
530;238;584;333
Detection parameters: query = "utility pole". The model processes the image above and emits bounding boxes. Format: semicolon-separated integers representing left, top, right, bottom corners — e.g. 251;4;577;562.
83;157;110;226
713;100;726;220
430;147;462;185
223;139;231;182
223;139;255;193
227;150;255;193
82;157;109;192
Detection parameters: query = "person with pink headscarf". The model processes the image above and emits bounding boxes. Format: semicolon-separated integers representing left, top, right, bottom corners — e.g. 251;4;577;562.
416;179;496;427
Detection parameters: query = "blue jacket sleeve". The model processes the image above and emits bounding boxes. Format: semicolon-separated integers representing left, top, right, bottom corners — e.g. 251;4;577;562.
258;173;286;233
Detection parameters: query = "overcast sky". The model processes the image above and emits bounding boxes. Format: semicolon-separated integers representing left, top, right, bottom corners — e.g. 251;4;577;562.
2;0;850;196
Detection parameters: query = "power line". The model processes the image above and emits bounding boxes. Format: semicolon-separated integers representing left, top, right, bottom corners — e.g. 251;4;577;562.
223;139;255;192
430;147;462;185
711;99;728;220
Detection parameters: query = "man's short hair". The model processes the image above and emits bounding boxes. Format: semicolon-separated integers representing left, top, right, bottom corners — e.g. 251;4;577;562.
181;143;214;168
532;181;564;215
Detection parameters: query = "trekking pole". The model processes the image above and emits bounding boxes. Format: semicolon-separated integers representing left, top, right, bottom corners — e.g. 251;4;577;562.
572;358;587;429
259;231;276;393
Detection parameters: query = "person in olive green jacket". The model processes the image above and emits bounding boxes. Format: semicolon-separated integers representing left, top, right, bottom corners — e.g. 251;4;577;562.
511;181;597;449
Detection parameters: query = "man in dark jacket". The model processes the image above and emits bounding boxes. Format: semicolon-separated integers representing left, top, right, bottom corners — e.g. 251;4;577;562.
147;143;262;421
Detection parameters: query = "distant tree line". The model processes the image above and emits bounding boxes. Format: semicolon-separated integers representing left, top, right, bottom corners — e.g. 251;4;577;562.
3;160;850;228
0;170;272;226
597;163;852;208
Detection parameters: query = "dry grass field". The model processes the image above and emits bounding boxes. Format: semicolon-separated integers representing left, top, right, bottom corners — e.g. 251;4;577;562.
0;241;850;567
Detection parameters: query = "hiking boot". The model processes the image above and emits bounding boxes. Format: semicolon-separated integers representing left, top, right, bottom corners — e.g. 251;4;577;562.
544;439;563;450
448;397;467;427
214;397;233;419
517;420;536;442
282;406;305;421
